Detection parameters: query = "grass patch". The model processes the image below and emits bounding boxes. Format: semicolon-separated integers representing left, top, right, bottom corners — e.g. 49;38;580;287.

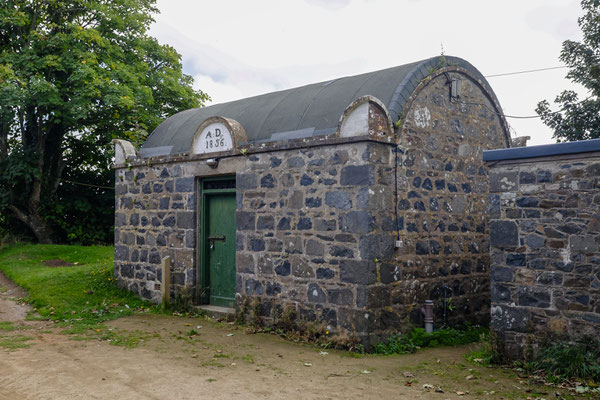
202;360;226;367
374;326;489;355
0;334;33;350
98;328;151;348
61;324;151;348
466;335;496;366
0;321;16;331
527;339;600;384
466;345;494;366
0;244;154;331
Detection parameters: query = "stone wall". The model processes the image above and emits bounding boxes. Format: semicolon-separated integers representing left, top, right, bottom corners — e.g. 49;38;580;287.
113;156;246;303
113;67;510;347
235;70;509;345
113;164;198;303
235;141;395;342
381;71;508;336
489;154;600;359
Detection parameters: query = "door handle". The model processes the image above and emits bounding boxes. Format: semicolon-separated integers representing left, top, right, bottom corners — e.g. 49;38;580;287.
208;235;226;249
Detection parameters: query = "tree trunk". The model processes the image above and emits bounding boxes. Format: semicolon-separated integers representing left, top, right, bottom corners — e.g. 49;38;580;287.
0;121;7;162
8;108;56;244
8;205;54;244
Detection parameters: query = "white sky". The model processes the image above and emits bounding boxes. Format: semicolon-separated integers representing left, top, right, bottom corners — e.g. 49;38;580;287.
149;0;588;146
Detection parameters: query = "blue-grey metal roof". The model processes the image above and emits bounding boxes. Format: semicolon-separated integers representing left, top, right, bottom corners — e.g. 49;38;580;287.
483;139;600;162
142;55;500;157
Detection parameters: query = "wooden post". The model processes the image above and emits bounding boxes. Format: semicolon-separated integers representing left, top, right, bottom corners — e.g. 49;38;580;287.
161;256;171;309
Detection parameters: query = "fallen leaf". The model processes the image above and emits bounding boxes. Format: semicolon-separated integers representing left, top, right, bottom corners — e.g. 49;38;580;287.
456;391;466;396
303;362;312;367
466;375;474;380
404;381;412;387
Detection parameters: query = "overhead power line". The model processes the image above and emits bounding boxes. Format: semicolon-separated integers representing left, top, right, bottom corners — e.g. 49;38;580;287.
485;65;568;78
60;178;114;190
460;94;593;120
469;65;581;119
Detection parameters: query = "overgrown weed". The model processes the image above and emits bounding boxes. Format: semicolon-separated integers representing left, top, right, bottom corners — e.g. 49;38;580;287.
245;303;364;353
518;338;600;385
375;326;489;355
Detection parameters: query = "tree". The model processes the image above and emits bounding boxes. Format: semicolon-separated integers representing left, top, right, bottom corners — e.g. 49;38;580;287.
536;0;600;142
0;0;208;243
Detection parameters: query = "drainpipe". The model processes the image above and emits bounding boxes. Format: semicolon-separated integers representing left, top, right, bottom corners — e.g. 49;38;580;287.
421;300;434;333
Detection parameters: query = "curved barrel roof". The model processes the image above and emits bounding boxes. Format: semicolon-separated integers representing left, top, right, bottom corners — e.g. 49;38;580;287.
141;56;500;157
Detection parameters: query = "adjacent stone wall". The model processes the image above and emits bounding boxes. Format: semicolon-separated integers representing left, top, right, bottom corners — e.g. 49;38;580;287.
489;154;600;359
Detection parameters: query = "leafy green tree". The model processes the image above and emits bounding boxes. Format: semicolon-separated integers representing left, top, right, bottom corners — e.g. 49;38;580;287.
536;0;600;141
0;0;208;243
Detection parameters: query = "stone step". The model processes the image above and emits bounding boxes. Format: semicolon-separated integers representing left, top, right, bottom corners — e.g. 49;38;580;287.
195;305;236;321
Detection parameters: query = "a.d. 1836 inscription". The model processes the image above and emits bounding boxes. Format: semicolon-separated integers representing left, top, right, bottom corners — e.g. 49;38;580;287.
192;122;233;154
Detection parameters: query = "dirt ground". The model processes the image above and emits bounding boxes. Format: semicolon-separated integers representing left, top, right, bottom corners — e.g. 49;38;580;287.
0;273;578;400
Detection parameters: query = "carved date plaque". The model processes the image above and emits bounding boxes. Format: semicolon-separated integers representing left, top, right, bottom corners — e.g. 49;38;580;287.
192;122;233;154
190;116;247;156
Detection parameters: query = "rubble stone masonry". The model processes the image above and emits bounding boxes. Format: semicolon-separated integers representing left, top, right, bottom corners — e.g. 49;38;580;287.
489;154;600;359
114;69;509;346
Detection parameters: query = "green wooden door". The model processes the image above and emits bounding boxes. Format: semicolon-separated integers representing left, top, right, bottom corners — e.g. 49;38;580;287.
205;193;236;307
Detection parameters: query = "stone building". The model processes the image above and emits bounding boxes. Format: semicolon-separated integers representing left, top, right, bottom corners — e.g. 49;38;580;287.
113;55;510;345
486;140;600;359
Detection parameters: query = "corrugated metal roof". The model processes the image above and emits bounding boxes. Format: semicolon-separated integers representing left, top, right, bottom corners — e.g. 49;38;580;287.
141;55;498;156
